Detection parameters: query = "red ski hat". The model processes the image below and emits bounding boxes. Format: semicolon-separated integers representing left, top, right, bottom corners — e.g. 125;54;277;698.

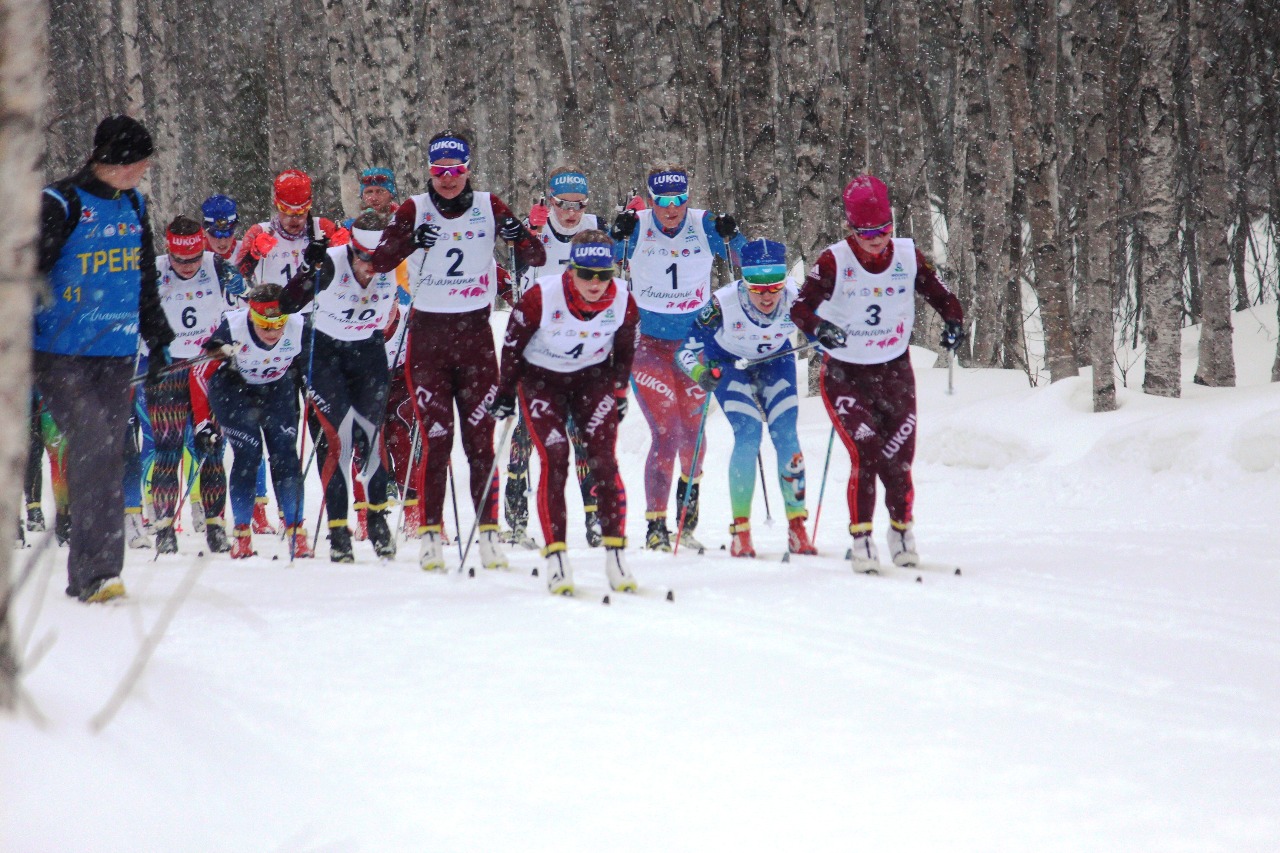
274;169;313;214
842;174;892;229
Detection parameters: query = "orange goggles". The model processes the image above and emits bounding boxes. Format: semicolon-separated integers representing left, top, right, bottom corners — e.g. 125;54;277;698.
249;301;289;330
274;199;312;217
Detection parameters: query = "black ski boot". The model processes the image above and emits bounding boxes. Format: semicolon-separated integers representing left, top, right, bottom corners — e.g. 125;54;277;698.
155;524;178;555
55;512;71;546
675;478;701;533
26;505;45;532
584;510;603;548
205;522;231;554
645;517;672;552
329;525;354;563
368;511;396;559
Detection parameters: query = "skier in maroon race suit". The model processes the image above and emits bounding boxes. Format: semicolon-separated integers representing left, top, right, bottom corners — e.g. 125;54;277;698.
490;230;640;595
790;175;965;573
370;130;545;571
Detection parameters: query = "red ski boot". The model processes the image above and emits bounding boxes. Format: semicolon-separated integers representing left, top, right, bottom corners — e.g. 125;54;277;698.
252;500;277;535
288;526;314;559
729;518;756;558
230;525;254;559
787;516;818;555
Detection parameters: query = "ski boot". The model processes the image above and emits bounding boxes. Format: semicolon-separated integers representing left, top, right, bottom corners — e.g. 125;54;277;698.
645;516;672;552
55;512;71;547
604;545;636;592
478;528;509;569
887;522;918;567
401;500;422;539
584;509;603;548
289;526;314;559
155;522;178;555
251;500;277;535
26;505;45;533
205;520;231;554
79;576;126;604
675;479;704;552
503;525;539;550
848;526;880;573
729;518;756;558
124;511;152;549
787;516;818;555
354;507;369;542
328;524;354;563
544;545;574;595
419;529;445;572
230;525;253;559
190;495;206;533
368;510;396;559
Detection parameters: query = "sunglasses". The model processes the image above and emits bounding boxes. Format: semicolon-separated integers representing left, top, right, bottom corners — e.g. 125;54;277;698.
250;308;289;330
352;246;376;262
275;201;311;216
746;280;786;294
552;197;588;211
429;161;470;178
171;253;203;266
651;192;689;208
571;266;614;282
853;222;893;239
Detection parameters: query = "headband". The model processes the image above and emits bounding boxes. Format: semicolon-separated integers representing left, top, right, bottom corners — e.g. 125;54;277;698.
568;242;614;269
167;231;204;257
549;171;589;197
351;228;383;253
647;170;689;197
428;136;470;164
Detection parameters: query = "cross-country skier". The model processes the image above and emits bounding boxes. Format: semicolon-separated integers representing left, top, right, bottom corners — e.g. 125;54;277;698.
236;169;350;287
490;230;639;594
504;167;602;549
370;130;546;572
610;164;747;552
192;284;313;559
342;167;399;229
790;175;964;572
282;211;400;561
203;193;277;535
147;215;246;554
676;238;818;558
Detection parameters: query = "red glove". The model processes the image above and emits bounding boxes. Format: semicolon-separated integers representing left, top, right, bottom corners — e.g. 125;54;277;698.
528;200;550;229
250;231;278;260
625;195;647;213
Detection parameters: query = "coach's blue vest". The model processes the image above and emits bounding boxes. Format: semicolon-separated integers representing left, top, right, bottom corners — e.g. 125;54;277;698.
35;186;145;356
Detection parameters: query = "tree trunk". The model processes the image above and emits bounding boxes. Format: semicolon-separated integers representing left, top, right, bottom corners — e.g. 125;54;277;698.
1137;0;1183;398
0;0;47;712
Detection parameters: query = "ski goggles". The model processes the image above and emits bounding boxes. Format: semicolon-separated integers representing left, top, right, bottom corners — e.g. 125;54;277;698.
170;253;203;268
428;160;470;178
744;278;786;294
249;300;288;330
204;217;237;238
650;192;689;208
274;199;311;216
551;197;588;211
570;265;615;282
853;221;893;239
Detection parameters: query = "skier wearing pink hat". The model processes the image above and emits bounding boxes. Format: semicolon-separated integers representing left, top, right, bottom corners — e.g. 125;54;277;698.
790;175;965;573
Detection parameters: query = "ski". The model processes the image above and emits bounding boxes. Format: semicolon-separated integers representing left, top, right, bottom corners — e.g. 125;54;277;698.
843;548;962;577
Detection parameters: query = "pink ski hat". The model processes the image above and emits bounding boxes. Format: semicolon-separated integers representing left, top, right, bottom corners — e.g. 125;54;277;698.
842;175;892;229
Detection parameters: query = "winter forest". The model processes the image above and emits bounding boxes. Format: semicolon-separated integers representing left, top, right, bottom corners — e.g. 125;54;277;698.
43;0;1280;402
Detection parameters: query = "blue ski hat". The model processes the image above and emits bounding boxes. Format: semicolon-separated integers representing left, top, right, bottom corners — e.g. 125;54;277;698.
647;169;689;197
740;238;787;284
428;135;470;164
359;167;397;197
549;171;589;197
568;241;614;269
201;194;239;238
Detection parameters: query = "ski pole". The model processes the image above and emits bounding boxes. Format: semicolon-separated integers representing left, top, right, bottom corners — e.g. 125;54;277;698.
128;350;225;386
812;426;836;540
757;451;773;525
673;394;714;557
394;403;423;540
947;348;956;396
733;339;819;370
154;449;208;562
291;278;321;560
447;459;462;559
457;416;517;574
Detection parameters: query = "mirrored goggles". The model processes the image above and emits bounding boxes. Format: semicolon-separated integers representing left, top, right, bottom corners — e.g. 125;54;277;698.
745;279;786;294
249;306;289;330
275;200;311;217
651;192;689;208
203;217;237;238
853;221;893;239
551;197;588;211
429;160;470;178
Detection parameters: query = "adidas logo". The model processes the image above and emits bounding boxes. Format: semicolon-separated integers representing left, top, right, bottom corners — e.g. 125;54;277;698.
545;428;566;446
854;424;875;441
428;422;449;439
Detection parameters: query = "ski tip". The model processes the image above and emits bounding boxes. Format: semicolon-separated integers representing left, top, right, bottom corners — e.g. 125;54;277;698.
468;567;475;578
915;575;923;583
666;589;675;602
955;567;962;576
271;554;277;560
781;552;790;564
697;547;705;555
197;550;205;558
719;544;726;550
844;548;852;560
602;594;611;605
532;567;539;577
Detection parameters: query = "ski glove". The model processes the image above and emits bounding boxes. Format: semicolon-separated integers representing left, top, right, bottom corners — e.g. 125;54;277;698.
611;210;638;241
145;345;172;385
193;421;221;456
499;216;525;242
940;321;966;352
691;362;722;393
528;200;550;229
815;320;847;350
487;393;517;421
412;222;441;251
249;231;278;260
714;213;739;240
302;236;329;269
615;393;629;422
203;339;234;360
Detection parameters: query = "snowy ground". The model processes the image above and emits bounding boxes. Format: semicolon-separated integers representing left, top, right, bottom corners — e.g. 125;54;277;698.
4;309;1280;852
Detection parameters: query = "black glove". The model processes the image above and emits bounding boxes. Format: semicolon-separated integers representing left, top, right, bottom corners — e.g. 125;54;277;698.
487;393;516;420
940;321;966;352
498;216;524;242
611;210;638;241
692;362;722;393
302;236;329;268
412;222;441;250
146;345;172;385
815;320;847;350
714;213;738;240
202;339;234;360
615;394;629;422
193;421;221;456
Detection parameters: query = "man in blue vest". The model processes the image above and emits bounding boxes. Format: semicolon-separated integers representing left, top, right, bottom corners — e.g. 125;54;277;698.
34;115;174;603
